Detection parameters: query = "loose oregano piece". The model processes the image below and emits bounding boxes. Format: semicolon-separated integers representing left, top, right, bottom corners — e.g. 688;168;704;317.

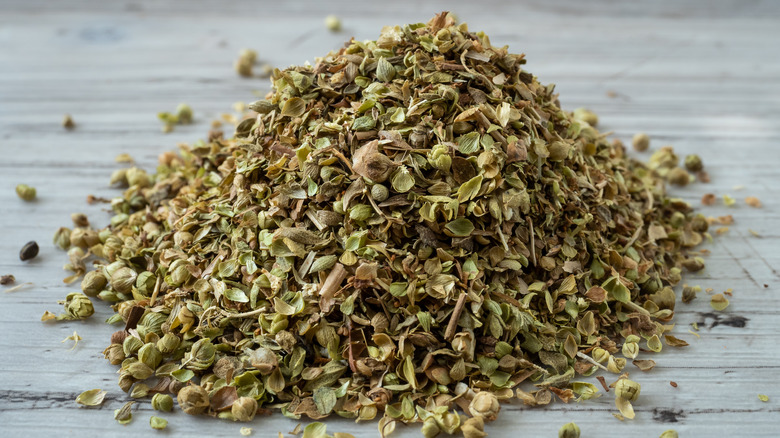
75;389;107;407
48;12;717;437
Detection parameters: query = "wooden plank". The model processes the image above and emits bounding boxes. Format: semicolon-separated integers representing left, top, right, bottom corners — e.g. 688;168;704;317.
0;0;778;436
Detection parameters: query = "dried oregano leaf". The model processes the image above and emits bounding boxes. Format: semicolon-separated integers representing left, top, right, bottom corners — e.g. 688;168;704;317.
281;97;306;118
711;293;730;311
615;396;635;419
75;389;106;406
633;359;657;372
302;422;328;438
664;335;689;347
149;416;168;430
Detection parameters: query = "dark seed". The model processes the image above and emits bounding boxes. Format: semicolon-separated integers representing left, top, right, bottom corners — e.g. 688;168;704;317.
20;241;39;261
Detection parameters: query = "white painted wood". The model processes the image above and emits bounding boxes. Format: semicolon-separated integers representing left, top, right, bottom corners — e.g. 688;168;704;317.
0;0;778;436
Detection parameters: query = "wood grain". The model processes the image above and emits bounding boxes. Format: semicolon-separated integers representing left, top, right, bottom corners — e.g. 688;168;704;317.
1;0;778;436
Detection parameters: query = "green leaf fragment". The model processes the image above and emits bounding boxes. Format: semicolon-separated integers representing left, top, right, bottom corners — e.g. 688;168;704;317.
445;218;474;237
150;416;168;430
75;389;106;406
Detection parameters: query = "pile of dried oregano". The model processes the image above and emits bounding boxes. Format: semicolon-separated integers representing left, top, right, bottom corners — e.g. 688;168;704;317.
47;12;711;437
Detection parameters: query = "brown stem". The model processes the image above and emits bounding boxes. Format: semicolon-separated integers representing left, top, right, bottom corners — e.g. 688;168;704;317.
445;292;468;340
346;319;357;373
149;275;162;307
527;217;537;266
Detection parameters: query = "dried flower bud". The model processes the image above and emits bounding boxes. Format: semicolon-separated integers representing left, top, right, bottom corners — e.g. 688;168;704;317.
103;343;126;365
184;338;216;371
649;146;679;170
231;396;258;422
690;215;709;232
168;379;185;394
63;292;94;319
84;229;101;247
135;271;157;296
427;144;452;172
157;333;181;354
118;371;136;393
62;113;75;129
177;385;210;415
98;290;121;302
607;355;626;373
126;361;154;380
366;387;392;408
684;154;703;172
110;267;137;295
682;285;698;303
632;132;650;151
548;141;571;161
152;393;174;412
166;260;192;287
592;347;609;363
208;359;239;383
81;270;107;297
468;391;500;421
130;382;150;399
177;305;195;328
361;152;397;183
420;417;441;438
71;213;89;227
235;57;253;77
451;331;475;361
125;167;151;188
245;347;278;375
324;15;341;32
461;416;487;438
176;104;193;124
669;211;686;228
573;108;598;126
425;366;452;386
110;168;128;186
681;257;705;272
0;274;15;285
138;343;163;369
667;167;690;186
15;184;36;201
615;378;641;402
622;341;639;360
123;335;144;356
438;410;462;435
558;422;581;438
200;373;219;392
370;184;390;202
274;330;297;353
173;231;193;248
53;227;72;250
69;228;89;249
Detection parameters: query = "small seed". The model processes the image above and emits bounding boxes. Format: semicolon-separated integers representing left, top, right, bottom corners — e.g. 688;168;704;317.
20;241;40;261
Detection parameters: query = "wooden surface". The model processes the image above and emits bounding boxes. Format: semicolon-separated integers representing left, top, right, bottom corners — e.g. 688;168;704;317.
1;0;779;436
